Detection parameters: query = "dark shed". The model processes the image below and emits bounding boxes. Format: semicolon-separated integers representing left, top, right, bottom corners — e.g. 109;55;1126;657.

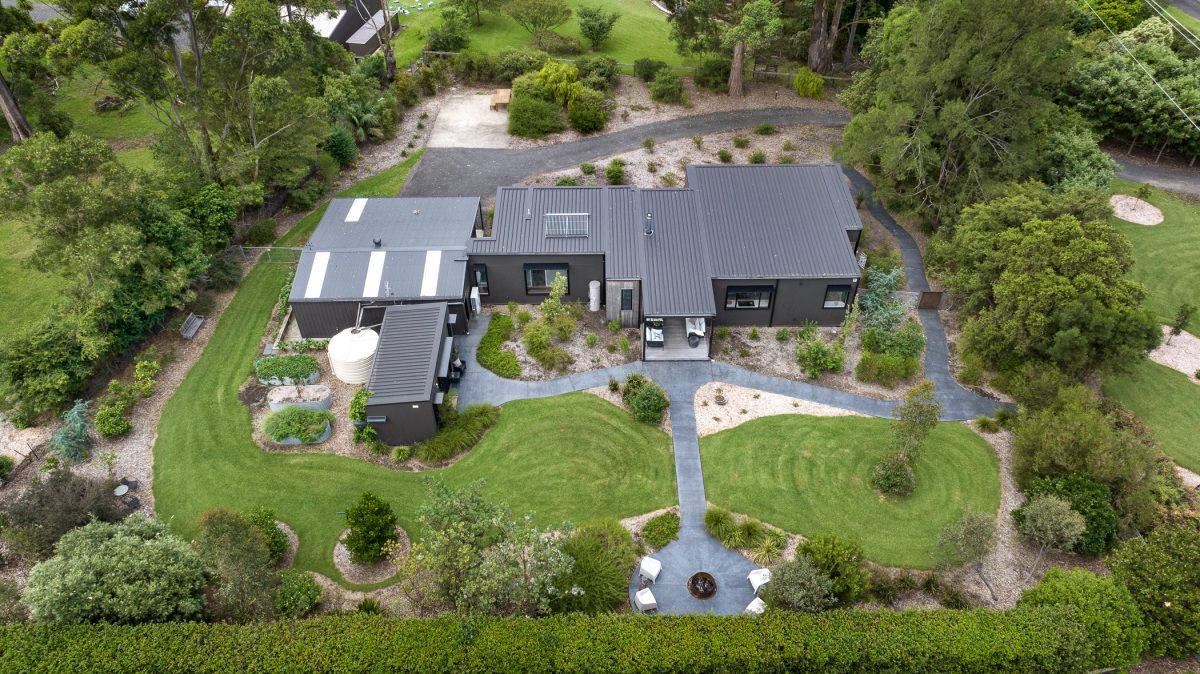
363;303;452;446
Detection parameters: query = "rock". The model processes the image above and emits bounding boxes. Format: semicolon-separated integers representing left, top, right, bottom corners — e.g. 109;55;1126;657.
267;385;333;411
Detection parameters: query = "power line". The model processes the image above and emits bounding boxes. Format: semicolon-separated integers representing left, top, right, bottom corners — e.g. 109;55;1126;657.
1079;0;1200;134
1140;0;1200;55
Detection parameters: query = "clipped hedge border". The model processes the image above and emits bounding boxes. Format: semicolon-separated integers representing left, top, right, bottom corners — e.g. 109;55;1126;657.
477;314;520;379
0;608;1091;673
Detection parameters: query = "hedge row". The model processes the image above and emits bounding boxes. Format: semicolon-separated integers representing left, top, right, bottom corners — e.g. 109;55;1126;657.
0;608;1092;673
476;314;520;378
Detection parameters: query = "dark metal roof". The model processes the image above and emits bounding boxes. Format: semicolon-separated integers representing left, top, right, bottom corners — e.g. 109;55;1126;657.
685;164;863;279
623;190;716;316
290;249;468;302
365;304;447;405
470;187;619;255
309;197;479;250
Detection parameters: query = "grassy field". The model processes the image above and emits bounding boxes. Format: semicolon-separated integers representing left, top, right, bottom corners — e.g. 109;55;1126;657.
154;150;675;588
56;70;161;142
1110;179;1200;333
1105;359;1200;473
0;216;66;339
1166;6;1200;35
699;415;1000;569
391;0;686;67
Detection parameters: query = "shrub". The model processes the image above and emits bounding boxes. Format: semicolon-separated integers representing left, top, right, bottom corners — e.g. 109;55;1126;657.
326;125;357;168
255;355;318;384
797;534;871;605
567;86;610;133
580;162;596;175
286;178;327;211
263;408;333;443
1017;474;1118;556
796;339;844;379
516;310;533;325
413;404;499;464
605;158;626;185
244;507;290;565
494;48;550;82
642;512;680;548
749;150;766;164
195;508;277;623
555;176;580;186
0;455;13;480
753;123;777;135
1018;568;1148;670
538;32;582;55
642;137;655;152
693;57;731;91
974;415;1000;433
748;327;760;341
349;387;370;425
575;54;618;89
777;154;796;164
391;445;412;463
451;50;497;82
649;70;684;104
775;328;790;342
855;351;919;387
871;452;915;497
628;382;669;424
733;136;750;149
343;492;398;565
23;516;208;624
49;400;92;461
763;556;837;613
552;520;637;614
621;373;648;404
477;314;520;378
633;58;667;81
508;95;565;138
585;332;598;347
717;149;733;163
704;507;736;542
862;320;926;359
511;72;554;102
244;219;276;246
0;469;123;561
425;8;470;52
1108;516;1200;657
274;570;321;619
206;251;242;291
792;67;826;99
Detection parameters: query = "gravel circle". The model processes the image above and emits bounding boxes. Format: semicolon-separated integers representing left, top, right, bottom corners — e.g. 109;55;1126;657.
333;526;409;585
1149;326;1200;382
277;520;299;569
694;382;865;437
1109;194;1164;225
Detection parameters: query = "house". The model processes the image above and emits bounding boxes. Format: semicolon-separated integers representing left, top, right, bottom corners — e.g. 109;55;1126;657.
292;0;400;59
363;303;455;445
467;164;864;360
288;196;483;338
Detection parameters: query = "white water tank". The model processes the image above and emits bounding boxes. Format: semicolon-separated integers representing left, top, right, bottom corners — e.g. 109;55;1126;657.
327;327;379;385
588;280;601;312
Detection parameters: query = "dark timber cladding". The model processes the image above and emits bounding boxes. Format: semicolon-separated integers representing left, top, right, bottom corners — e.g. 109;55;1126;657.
363;303;450;446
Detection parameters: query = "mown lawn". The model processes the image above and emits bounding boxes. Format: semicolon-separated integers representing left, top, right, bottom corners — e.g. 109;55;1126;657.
1104;358;1200;474
391;0;685;67
154;149;674;588
1110;179;1200;333
1166;6;1200;35
56;70;161;142
0;215;66;339
699;415;999;569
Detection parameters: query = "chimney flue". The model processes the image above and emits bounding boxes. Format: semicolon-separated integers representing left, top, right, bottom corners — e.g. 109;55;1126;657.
644;212;653;237
373;237;382;248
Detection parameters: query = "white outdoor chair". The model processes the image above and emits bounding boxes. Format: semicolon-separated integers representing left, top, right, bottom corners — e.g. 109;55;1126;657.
639;556;662;584
748;568;772;595
634;587;658;613
745;597;766;615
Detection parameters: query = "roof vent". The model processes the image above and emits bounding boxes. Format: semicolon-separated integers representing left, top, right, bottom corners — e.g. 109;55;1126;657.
644;212;654;237
412;209;421;216
373;237;382;248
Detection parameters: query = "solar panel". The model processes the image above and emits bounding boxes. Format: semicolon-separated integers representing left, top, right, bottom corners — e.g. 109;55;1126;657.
544;213;589;237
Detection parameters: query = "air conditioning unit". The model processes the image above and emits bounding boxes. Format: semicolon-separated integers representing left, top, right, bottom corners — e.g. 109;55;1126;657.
469;287;481;314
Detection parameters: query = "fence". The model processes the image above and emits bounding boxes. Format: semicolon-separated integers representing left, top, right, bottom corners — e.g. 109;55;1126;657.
238;246;304;264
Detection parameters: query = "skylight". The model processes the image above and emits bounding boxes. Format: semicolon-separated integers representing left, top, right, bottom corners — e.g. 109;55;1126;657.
543;213;589;238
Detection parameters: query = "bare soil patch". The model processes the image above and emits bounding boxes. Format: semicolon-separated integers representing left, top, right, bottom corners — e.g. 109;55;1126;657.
693;382;865;437
1149;326;1200;382
333;525;409;585
486;305;641;380
1110;194;1164;225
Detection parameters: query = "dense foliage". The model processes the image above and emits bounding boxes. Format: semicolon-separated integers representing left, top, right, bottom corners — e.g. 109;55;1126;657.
263;407;333;444
244;507;290;565
1016;473;1118;556
763;556;836;613
552;520;638;614
412;404;500;463
343;492;398;565
255;355;319;384
0;469;123;561
797;534;871;605
194;509;277;623
641;511;681;548
477;313;521;378
1108;516;1200;657
273;571;321;620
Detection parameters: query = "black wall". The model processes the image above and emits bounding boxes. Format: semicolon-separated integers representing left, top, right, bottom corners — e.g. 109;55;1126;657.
469;254;605;306
293;299;468;338
712;277;858;327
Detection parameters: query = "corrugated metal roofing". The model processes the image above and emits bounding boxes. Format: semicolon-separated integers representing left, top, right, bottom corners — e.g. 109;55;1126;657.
631;190;716;316
309;197;478;250
470;187;620;255
685;164;863;279
291;249;467;302
365;304;446;405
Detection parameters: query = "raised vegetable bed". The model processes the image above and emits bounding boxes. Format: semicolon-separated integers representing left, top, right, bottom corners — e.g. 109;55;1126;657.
264;407;334;445
255;355;320;386
267;385;333;412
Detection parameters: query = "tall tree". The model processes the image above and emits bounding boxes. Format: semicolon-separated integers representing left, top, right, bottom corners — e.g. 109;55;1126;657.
1167;303;1196;344
506;0;572;43
841;0;1076;226
0;0;36;141
807;0;845;73
721;0;783;95
446;0;503;26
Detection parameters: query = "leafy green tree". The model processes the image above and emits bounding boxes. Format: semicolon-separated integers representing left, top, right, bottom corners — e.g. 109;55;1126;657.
797;534;870;605
24;516;209;624
1037;119;1118;193
472;514;572;616
1018;568;1149;671
665;0;784;95
0;21;74;138
763;556;837;612
0;468;122;561
419;479;507;608
1108;516;1200;657
0;0;36;140
841;0;1076;226
506;0;573;44
577;5;620;51
721;0;783;96
425;6;472;51
1167;302;1196;345
194;509;277;623
344;492;398;564
937;510;997;601
890;380;941;460
808;0;845;73
445;0;504;26
1014;494;1085;579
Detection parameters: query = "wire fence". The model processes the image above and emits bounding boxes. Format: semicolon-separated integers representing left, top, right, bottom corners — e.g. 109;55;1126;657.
239;246;304;264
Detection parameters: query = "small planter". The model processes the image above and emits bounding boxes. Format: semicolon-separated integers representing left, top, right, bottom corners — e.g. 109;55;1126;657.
259;372;320;387
353;419;368;431
255;356;320;387
267;385;333;412
274;421;332;446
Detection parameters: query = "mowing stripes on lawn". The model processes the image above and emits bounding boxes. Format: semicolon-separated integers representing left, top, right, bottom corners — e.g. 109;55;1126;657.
1104;359;1200;474
699;414;1000;569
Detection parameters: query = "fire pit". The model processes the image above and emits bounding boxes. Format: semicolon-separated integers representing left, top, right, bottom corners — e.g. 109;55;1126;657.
687;572;717;599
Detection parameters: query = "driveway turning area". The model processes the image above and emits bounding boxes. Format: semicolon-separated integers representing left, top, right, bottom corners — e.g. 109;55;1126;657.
427;94;510;149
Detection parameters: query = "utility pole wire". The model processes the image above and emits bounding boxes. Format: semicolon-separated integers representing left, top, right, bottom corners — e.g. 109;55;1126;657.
1080;0;1200;134
1140;0;1200;54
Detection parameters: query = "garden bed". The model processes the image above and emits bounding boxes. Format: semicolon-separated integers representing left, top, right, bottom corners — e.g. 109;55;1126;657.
693;382;864;437
483;305;640;380
333;525;408;585
585;385;671;434
267;385;333;411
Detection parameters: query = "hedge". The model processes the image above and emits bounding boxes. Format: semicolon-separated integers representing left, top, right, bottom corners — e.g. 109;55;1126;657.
0;609;1092;672
476;314;520;378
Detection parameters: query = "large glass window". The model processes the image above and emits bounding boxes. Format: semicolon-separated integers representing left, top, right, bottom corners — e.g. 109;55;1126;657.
725;285;773;310
473;264;489;296
823;284;852;309
620;288;633;311
523;263;568;295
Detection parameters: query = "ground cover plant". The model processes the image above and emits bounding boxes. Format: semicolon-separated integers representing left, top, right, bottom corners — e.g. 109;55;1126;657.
640;511;680;548
476;313;521;378
699;414;999;567
411;404;500;463
255;355;320;384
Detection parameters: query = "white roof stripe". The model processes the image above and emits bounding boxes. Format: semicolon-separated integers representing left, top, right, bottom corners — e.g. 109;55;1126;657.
362;251;386;297
304;252;330;298
419;250;442;297
345;198;368;222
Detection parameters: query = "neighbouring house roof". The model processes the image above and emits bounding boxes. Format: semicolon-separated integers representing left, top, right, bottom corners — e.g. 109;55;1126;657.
685;164;863;280
365;304;447;405
291;197;479;304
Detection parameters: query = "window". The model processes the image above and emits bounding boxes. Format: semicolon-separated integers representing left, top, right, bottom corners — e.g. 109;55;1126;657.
365;415;387;423
620;288;633;311
473;264;489;296
524;263;568;295
823;284;852;309
725;285;773;310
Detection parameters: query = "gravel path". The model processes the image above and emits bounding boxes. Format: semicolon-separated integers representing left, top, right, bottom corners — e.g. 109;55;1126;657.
1149;326;1200;381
